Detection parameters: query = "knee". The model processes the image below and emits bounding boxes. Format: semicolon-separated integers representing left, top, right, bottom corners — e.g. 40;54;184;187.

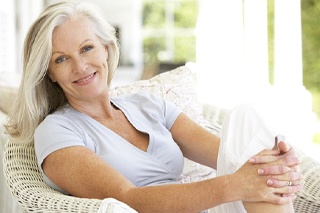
226;103;265;127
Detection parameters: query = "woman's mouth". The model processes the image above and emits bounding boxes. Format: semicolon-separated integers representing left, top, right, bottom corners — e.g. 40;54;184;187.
74;72;96;84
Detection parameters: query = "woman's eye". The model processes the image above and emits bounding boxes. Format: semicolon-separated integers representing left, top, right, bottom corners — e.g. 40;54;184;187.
55;56;67;64
81;45;94;53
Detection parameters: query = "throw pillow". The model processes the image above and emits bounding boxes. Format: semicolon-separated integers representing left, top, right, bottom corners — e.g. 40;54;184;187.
110;66;203;125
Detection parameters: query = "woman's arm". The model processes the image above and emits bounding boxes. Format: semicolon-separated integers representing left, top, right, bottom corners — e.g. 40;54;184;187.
170;113;302;179
170;113;220;169
41;112;303;213
170;112;303;194
42;145;300;213
42;146;234;212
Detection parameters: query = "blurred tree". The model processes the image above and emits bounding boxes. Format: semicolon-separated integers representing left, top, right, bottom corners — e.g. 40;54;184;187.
268;0;275;85
301;0;320;117
268;0;320;117
174;0;198;28
174;36;196;63
143;1;165;27
142;0;198;66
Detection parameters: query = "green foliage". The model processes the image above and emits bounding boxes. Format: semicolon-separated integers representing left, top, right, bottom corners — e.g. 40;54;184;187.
314;132;320;144
143;37;165;64
268;0;275;84
174;36;196;63
143;1;165;28
142;0;198;65
301;0;320;91
301;0;320;118
311;89;320;118
268;0;320;117
174;1;198;28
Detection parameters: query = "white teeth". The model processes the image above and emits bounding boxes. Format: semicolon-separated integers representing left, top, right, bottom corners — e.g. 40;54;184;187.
76;73;94;83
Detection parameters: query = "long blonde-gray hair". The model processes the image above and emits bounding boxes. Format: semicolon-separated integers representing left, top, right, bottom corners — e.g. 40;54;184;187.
5;1;120;143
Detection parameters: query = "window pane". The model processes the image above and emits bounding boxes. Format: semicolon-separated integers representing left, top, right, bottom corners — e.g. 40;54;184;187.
174;0;198;28
174;36;196;63
143;37;166;64
143;1;165;28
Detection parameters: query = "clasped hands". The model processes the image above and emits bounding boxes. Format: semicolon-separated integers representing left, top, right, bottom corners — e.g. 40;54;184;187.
235;136;303;204
252;136;303;200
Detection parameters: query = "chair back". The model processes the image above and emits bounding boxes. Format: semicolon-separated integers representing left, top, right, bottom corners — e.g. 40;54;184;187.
3;141;102;212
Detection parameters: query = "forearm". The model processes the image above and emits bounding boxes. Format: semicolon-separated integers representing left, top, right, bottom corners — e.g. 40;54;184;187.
122;175;237;213
171;113;220;170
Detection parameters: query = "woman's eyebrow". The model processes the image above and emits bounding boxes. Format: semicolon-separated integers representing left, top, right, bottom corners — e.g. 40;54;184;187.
51;39;93;55
79;39;92;48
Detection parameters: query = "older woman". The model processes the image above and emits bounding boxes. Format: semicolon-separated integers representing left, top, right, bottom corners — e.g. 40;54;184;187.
5;1;302;212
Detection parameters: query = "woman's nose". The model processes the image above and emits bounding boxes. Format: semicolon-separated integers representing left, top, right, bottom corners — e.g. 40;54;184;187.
72;56;88;73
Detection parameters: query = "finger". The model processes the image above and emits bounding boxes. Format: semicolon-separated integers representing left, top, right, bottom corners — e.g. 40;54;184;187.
258;165;292;175
256;155;301;172
268;193;296;205
292;165;301;173
249;150;281;164
274;134;286;150
281;193;296;198
278;155;301;167
278;141;293;154
273;184;304;195
250;155;279;164
267;177;304;188
258;163;303;175
282;149;301;169
257;149;281;156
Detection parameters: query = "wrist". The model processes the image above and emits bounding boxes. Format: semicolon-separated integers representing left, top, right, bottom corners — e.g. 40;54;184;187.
221;174;241;203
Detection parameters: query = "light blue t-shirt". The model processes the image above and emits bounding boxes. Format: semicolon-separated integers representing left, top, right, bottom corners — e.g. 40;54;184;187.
34;93;184;194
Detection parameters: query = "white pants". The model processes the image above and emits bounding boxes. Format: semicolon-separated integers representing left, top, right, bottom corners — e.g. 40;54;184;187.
209;104;280;213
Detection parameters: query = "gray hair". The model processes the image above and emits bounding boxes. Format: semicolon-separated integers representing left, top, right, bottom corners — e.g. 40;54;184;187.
5;1;120;143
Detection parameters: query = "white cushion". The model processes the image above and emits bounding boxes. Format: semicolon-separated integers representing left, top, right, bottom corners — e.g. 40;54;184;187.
110;66;203;124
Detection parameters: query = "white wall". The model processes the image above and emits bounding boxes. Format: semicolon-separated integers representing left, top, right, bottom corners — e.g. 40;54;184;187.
0;0;17;86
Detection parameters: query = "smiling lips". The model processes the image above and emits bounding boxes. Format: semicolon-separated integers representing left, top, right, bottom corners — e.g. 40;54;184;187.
74;72;96;84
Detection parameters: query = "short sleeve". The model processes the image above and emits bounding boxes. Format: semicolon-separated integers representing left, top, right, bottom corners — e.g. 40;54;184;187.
162;97;182;130
118;93;182;130
34;114;87;169
145;93;182;130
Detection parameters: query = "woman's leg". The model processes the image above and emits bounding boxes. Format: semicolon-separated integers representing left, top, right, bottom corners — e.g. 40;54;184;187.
243;201;294;213
209;104;294;213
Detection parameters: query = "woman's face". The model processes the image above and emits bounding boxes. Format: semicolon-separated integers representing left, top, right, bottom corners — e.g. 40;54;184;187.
48;16;109;105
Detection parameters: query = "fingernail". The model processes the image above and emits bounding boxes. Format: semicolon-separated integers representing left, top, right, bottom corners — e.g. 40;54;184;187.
267;179;273;185
258;169;264;174
249;158;255;163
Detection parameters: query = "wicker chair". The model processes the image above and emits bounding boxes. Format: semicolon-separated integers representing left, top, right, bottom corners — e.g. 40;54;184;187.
4;104;320;212
3;67;320;212
293;152;320;212
3;141;138;213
